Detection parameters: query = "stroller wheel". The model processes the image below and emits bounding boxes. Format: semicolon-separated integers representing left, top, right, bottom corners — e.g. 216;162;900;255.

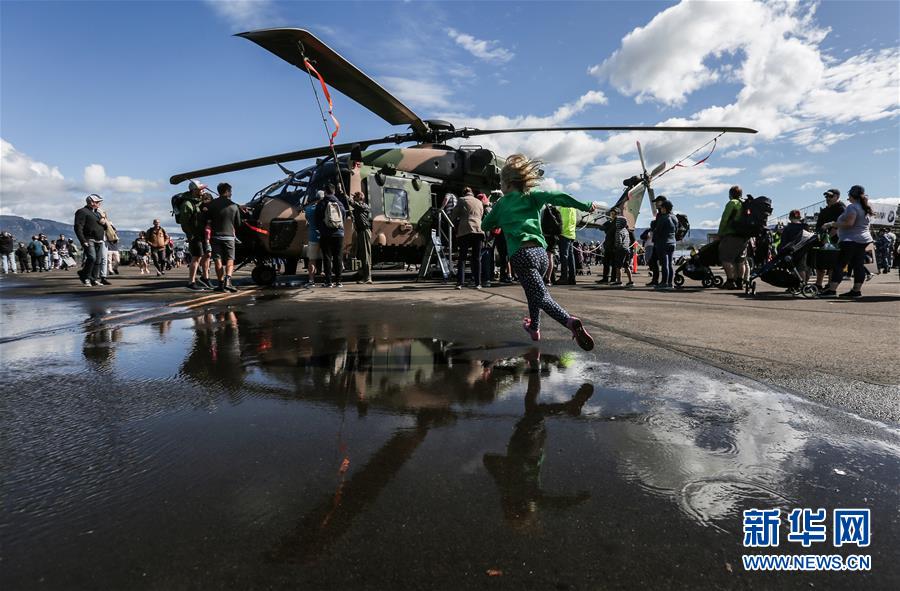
674;274;685;288
701;277;714;288
801;284;818;298
713;276;724;288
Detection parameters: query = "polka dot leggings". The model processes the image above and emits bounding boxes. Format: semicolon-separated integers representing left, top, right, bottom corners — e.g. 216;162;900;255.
510;246;571;331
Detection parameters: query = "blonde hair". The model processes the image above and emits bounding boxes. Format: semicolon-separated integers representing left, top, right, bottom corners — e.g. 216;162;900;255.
501;154;543;193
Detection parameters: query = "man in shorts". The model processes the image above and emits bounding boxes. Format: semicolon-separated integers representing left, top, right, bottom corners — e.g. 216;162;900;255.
304;191;324;287
180;180;213;291
206;182;242;292
717;185;748;290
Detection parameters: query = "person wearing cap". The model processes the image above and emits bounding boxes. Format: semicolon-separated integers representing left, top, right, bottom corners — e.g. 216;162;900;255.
177;180;214;290
819;185;875;298
717;185;748;289
74;194;108;286
813;188;845;289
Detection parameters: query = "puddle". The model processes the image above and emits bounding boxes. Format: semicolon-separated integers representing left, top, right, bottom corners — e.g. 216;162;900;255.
2;300;898;589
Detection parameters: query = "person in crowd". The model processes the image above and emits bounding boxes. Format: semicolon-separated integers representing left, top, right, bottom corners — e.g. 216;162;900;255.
875;228;895;274
349;191;373;284
452;187;485;289
558;205;577;285
146;219;169;277
777;210;809;285
204;182;242;292
27;235;42;271
481;154;597;350
176;180;214;291
615;222;636;287
314;183;348;287
54;234;66;253
49;243;60;270
0;231;16;274
598;207;626;284
779;209;806;249
717;185;748;290
440;191;458;243
39;234;51;271
58;239;71;271
540;203;562;285
67;239;79;264
15;241;30;272
653;199;678;290
304;190;323;287
819;185;874;299
73;194;107;286
813;188;845;289
489;190;513;283
133;232;151;274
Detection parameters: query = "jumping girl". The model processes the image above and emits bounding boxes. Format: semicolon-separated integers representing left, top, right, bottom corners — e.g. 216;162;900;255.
482;154;598;350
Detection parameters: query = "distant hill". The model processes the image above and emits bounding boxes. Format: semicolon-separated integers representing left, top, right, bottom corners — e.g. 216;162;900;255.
0;215;184;248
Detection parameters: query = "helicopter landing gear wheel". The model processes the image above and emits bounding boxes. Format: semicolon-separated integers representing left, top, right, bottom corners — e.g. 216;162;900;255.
674;274;685;289
701;277;714;288
713;276;725;288
252;264;277;286
801;284;818;299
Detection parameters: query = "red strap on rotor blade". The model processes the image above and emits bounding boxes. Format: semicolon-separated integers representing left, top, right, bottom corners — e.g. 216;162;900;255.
304;58;341;146
675;138;717;168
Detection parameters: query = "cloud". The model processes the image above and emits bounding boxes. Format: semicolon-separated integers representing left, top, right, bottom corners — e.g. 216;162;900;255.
447;28;514;64
695;219;722;230
380;77;455;110
721;146;757;159
799;180;830;190
694;201;720;209
83;164;159;193
203;0;278;31
871;197;900;206
874;147;897;155
0;139;165;230
760;162;816;178
590;1;898;153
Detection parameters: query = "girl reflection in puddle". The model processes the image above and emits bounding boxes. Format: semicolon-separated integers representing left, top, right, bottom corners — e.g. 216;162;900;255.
482;349;593;528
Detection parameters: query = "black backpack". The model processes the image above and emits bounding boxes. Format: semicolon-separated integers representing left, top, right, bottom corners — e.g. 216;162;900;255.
541;205;562;238
675;213;690;241
734;195;773;238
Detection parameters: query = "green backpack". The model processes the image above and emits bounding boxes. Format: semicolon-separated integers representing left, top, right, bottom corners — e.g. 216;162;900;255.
172;193;200;235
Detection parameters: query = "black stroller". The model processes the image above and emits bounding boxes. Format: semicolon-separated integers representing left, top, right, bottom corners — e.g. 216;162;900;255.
674;240;724;289
746;231;821;297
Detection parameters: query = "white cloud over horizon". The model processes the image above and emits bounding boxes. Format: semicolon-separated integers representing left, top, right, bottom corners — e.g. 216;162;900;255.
203;0;279;31
447;28;514;64
0;139;167;230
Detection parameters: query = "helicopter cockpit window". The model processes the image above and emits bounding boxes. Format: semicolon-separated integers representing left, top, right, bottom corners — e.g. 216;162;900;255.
383;187;409;219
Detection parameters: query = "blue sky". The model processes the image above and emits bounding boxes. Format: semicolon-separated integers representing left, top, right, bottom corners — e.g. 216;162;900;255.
1;0;898;230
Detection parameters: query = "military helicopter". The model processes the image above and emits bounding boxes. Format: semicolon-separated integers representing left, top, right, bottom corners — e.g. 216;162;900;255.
170;28;756;285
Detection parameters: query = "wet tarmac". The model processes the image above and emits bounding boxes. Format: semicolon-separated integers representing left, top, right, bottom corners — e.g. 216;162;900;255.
2;288;899;590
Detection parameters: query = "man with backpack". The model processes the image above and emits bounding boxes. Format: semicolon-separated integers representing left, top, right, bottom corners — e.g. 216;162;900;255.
173;180;213;290
717;185;748;290
314;183;348;287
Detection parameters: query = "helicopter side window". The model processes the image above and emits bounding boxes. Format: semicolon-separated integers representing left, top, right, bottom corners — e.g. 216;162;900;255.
384;187;409;219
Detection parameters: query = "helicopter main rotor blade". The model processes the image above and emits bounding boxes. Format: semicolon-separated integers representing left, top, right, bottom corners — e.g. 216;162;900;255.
169;135;409;185
237;28;428;136
650;161;666;179
459;125;757;137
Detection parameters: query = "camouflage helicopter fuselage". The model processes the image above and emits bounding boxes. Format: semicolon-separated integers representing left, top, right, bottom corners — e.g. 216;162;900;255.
245;144;507;265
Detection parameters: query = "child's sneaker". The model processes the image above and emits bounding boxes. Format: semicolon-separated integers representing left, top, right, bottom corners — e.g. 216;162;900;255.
522;318;541;342
566;316;594;351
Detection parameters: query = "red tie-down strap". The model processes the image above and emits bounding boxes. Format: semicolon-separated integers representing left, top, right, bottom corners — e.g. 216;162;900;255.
244;222;269;236
675;137;717;168
304;58;340;146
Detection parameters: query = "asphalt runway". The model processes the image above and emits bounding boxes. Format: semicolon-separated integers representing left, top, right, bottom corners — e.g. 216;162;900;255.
2;266;898;590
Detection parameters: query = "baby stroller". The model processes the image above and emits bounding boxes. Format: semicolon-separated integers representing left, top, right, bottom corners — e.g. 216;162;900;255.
674;240;724;289
746;231;820;297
